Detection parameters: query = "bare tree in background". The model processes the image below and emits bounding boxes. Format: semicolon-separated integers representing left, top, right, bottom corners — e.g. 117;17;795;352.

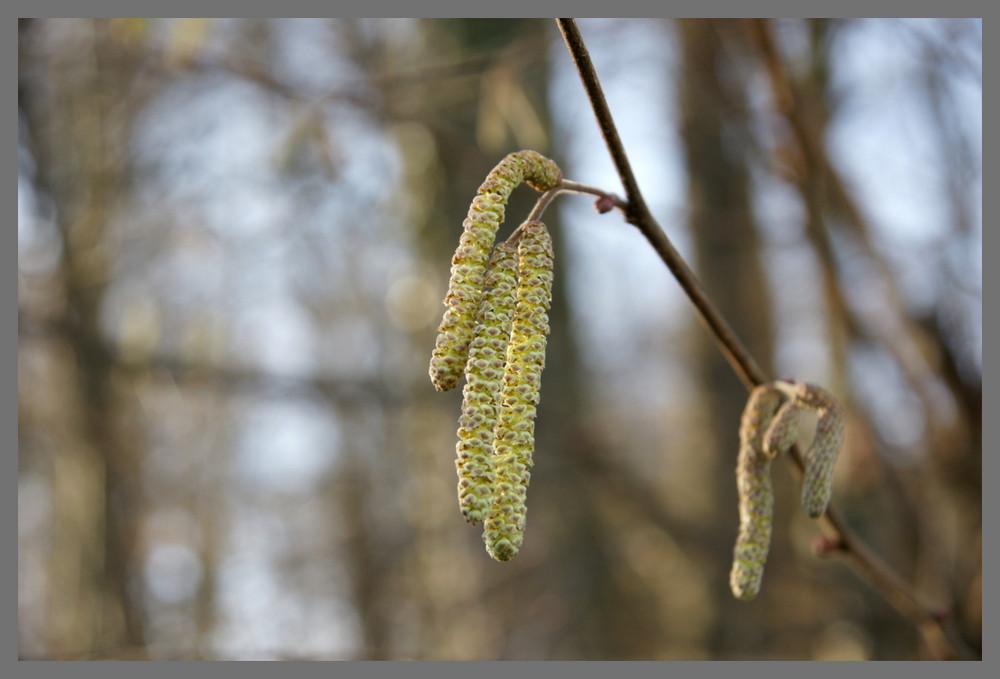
18;18;980;660
20;18;156;655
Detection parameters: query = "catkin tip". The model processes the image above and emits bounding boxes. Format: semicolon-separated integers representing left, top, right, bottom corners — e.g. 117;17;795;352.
730;566;763;601
487;538;519;562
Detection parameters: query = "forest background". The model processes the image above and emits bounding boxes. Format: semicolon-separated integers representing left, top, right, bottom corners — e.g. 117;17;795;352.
17;17;982;660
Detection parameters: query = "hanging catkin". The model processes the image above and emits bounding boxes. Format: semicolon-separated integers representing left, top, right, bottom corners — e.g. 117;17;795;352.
786;381;844;518
731;380;846;599
730;383;783;600
429;152;561;392
763;399;800;459
483;221;554;561
455;242;519;525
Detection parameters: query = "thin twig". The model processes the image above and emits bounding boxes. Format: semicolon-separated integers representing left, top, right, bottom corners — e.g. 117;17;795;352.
743;18;978;660
556;18;764;392
506;180;626;245
557;179;628;212
555;17;974;660
744;18;951;434
525;186;562;223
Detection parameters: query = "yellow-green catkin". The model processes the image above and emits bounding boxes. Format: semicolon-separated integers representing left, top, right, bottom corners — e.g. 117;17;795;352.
455;243;519;525
429;151;561;392
789;382;845;519
483;221;554;562
730;383;783;601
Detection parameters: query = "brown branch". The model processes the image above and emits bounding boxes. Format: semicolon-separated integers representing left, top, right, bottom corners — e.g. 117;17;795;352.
743;18;955;433
555;17;976;660
556;18;765;393
503;179;627;246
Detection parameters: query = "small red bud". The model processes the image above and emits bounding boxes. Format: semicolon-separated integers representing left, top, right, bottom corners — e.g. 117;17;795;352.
594;195;615;214
813;535;843;556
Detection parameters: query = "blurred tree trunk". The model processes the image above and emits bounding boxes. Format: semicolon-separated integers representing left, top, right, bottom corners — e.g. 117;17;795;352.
19;19;148;655
745;18;979;657
384;19;652;659
675;19;781;657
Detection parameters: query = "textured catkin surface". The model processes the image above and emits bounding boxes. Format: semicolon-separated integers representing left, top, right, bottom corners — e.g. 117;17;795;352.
515;149;562;192
429;152;561;392
763;399;800;459
455;243;519;525
793;382;845;518
484;222;554;562
730;380;846;598
730;384;783;601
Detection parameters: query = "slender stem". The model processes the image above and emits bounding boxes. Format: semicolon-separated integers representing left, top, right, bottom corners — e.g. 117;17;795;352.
556;18;764;391
505;180;626;246
556;17;973;660
557;179;628;212
525;186;561;223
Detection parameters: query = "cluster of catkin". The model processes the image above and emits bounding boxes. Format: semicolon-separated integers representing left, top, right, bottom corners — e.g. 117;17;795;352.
429;151;561;562
730;380;845;600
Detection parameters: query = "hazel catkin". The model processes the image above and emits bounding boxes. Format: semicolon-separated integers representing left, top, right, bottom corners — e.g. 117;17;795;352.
730;379;846;599
788;381;844;519
429;152;561;392
730;383;783;601
483;221;554;562
455;243;519;525
762;399;800;459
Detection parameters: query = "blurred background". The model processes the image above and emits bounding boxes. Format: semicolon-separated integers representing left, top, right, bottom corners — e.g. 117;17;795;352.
17;18;981;660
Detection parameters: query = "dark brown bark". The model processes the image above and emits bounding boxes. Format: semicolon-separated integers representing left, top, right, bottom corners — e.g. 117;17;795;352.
675;19;779;656
19;18;148;654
